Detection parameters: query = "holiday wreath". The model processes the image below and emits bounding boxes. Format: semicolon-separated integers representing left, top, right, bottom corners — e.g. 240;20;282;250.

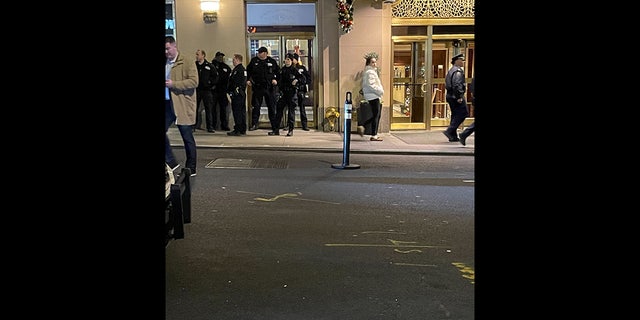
336;0;354;34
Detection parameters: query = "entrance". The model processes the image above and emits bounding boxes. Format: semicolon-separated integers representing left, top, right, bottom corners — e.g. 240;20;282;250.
247;34;316;130
390;38;475;130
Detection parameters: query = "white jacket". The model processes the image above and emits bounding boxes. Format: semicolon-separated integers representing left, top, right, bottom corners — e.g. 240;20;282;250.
361;65;384;101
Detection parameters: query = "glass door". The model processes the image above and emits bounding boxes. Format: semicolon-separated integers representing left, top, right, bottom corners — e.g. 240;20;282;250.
391;41;427;130
283;36;315;128
248;34;316;129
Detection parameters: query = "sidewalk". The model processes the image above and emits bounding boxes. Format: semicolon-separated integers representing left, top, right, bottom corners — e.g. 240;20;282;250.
168;127;474;156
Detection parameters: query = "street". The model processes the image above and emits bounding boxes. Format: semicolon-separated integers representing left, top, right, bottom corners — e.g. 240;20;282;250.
166;149;474;319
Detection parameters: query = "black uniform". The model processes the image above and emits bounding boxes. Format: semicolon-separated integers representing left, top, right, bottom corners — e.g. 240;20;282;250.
294;62;311;130
195;59;218;132
246;55;280;130
275;62;303;135
212;58;231;130
227;63;247;135
444;64;468;141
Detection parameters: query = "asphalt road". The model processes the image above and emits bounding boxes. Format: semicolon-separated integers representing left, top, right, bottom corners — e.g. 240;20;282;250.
166;149;475;319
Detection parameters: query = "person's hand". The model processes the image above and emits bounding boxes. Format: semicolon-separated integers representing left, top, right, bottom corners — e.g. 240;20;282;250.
457;98;463;103
292;79;298;86
272;79;278;86
246;80;252;87
165;79;173;88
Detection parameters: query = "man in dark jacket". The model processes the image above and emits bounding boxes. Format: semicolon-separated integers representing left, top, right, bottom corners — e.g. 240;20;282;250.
212;51;231;131
292;53;311;131
273;53;303;136
246;46;279;131
443;53;469;142
227;54;248;136
194;49;219;133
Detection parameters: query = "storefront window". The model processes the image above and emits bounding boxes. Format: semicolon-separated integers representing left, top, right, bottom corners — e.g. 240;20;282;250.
166;0;175;38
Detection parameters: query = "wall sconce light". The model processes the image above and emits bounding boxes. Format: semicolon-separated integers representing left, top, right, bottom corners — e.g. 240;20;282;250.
201;0;220;23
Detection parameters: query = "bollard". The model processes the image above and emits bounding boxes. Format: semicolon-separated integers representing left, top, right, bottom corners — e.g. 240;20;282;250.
332;92;360;169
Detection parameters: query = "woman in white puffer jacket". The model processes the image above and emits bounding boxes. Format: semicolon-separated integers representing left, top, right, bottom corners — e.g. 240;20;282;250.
359;55;384;141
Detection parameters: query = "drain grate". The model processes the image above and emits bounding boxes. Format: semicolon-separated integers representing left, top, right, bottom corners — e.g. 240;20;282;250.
205;158;288;169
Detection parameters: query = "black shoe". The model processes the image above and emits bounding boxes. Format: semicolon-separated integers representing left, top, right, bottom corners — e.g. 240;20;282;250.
189;168;196;177
168;163;180;171
222;127;231;131
286;131;293;136
302;127;310;131
459;132;469;146
207;129;215;133
248;125;258;131
442;130;458;142
227;131;243;136
268;131;280;136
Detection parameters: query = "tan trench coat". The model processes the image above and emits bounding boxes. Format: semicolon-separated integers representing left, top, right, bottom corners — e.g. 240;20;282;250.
169;51;199;125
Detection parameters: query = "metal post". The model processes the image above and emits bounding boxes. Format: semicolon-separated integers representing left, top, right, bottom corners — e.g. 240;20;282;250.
332;92;360;169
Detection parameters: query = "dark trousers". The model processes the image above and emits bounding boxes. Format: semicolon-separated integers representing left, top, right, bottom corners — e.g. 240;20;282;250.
445;97;469;138
461;122;475;137
275;91;297;132
361;98;381;136
250;86;276;128
195;89;216;130
165;99;197;170
296;91;308;129
231;93;247;133
215;88;230;130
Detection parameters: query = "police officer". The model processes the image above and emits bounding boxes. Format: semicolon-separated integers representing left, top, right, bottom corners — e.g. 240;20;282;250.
443;53;468;142
273;53;303;136
194;49;218;133
292;53;311;131
212;51;232;131
246;46;280;131
227;53;248;136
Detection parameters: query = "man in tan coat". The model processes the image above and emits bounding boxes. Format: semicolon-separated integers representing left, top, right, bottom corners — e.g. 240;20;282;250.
165;36;199;176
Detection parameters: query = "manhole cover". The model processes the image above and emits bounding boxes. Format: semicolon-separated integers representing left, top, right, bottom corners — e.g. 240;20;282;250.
205;158;288;169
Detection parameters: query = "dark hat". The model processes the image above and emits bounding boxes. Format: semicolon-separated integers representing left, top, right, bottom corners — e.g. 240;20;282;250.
285;53;295;60
292;53;300;61
215;51;225;57
257;46;268;53
451;53;465;64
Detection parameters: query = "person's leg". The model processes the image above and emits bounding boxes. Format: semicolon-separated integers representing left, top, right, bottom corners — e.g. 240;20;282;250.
238;98;247;133
204;90;217;132
177;124;197;174
266;88;278;131
270;97;285;135
286;94;296;134
443;98;461;141
194;91;204;131
448;101;469;137
459;121;474;146
369;98;381;136
249;88;263;129
165;100;179;168
297;92;308;130
218;92;230;130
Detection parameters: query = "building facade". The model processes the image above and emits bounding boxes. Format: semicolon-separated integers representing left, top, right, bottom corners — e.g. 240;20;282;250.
166;0;474;132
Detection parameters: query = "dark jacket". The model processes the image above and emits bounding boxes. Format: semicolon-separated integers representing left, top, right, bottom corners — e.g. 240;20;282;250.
445;65;465;100
228;64;247;97
212;59;231;93
246;56;279;87
278;64;302;94
294;63;311;92
196;59;218;90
